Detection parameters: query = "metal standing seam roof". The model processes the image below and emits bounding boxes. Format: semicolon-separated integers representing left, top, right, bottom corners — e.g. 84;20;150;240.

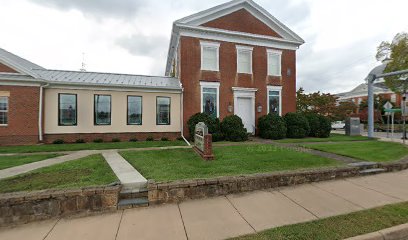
0;48;45;78
31;69;182;90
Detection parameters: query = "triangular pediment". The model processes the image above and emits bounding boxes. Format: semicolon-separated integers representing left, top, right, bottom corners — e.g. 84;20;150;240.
175;0;304;43
0;62;19;73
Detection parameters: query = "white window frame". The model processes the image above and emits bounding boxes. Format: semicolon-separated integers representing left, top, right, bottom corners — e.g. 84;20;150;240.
267;49;282;77
236;45;253;74
200;81;220;118
267;86;283;116
0;96;9;126
200;41;220;72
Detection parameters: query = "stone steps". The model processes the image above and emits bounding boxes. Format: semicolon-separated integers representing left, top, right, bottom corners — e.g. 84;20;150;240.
118;188;149;210
359;168;387;175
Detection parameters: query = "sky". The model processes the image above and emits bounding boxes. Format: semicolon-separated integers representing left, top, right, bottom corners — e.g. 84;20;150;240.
0;0;407;94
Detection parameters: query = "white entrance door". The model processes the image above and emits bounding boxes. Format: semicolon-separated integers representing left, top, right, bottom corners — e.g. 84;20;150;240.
236;97;254;133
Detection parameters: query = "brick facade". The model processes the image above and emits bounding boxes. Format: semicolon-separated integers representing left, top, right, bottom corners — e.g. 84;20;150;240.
0;85;40;145
201;9;282;38
0;63;17;73
179;36;297;136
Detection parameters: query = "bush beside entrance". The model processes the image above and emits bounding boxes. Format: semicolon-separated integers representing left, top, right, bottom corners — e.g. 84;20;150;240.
258;114;287;140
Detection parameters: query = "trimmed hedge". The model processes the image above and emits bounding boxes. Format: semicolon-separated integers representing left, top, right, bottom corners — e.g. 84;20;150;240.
187;113;224;142
258;114;287;140
220;115;248;142
284;113;310;138
305;113;332;138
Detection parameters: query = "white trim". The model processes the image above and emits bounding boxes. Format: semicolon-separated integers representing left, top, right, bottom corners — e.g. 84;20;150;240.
0;80;42;87
200;41;220;72
267;86;283;116
45;85;182;94
267;49;282;77
0;96;8;126
200;81;220;118
236;45;253;74
232;87;257;134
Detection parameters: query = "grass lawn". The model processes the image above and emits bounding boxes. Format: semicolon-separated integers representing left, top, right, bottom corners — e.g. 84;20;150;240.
307;141;408;162
0;140;187;154
121;145;341;182
0;154;117;193
276;134;372;143
232;202;408;240
0;154;62;170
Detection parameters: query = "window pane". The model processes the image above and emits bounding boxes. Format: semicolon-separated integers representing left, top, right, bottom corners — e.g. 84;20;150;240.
0;112;7;125
202;87;217;118
238;51;251;73
95;95;111;125
269;91;280;115
157;97;170;125
128;96;142;125
268;54;280;76
59;94;77;126
0;97;7;111
202;47;217;71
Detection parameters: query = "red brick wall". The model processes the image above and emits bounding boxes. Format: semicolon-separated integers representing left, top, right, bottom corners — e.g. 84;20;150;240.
201;9;282;38
0;63;18;73
179;36;297;136
0;86;40;145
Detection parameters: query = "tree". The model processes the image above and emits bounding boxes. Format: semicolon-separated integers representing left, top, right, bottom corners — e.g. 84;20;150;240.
376;32;408;93
332;101;357;121
296;88;338;119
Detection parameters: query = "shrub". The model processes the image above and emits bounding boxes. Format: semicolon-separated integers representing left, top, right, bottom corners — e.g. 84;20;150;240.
146;136;154;141
220;115;248;142
52;139;65;145
305;113;332;138
75;139;86;144
112;138;121;142
129;138;138;142
284;113;310;138
187;113;223;142
317;115;332;138
161;137;169;141
93;139;104;143
258;114;287;140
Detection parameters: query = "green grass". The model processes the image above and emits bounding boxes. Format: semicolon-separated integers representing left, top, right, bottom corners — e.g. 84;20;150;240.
0;140;187;154
0;154;62;170
276;134;372;143
307;141;408;162
121;145;341;182
232;202;408;240
0;154;117;193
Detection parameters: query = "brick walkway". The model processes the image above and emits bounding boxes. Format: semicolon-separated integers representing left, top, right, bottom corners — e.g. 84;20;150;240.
1;170;407;240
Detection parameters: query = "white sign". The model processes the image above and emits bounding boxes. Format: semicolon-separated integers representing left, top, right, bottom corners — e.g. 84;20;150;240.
194;122;208;152
383;101;393;110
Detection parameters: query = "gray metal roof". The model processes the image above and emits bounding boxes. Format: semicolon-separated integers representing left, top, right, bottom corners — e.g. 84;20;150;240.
0;48;45;78
32;69;182;90
337;82;393;99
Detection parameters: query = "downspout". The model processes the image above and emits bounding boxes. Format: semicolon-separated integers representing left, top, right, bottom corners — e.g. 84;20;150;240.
38;83;49;143
180;87;191;146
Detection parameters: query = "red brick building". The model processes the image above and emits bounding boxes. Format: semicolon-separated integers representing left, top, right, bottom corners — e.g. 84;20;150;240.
0;0;304;145
165;0;304;136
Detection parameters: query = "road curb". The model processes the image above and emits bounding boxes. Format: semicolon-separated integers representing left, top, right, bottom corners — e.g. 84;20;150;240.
345;223;408;240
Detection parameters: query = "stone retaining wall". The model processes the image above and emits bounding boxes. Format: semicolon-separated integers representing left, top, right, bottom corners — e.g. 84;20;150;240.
0;186;121;227
148;162;408;205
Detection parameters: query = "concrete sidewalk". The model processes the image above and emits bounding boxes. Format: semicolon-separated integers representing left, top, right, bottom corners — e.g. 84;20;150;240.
1;170;407;240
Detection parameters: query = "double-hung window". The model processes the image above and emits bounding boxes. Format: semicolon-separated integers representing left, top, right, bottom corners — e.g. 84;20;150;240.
0;96;8;125
94;95;111;125
267;86;282;116
267;49;282;76
236;46;253;74
156;97;171;125
127;96;142;125
200;82;220;118
201;41;220;71
58;94;77;126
